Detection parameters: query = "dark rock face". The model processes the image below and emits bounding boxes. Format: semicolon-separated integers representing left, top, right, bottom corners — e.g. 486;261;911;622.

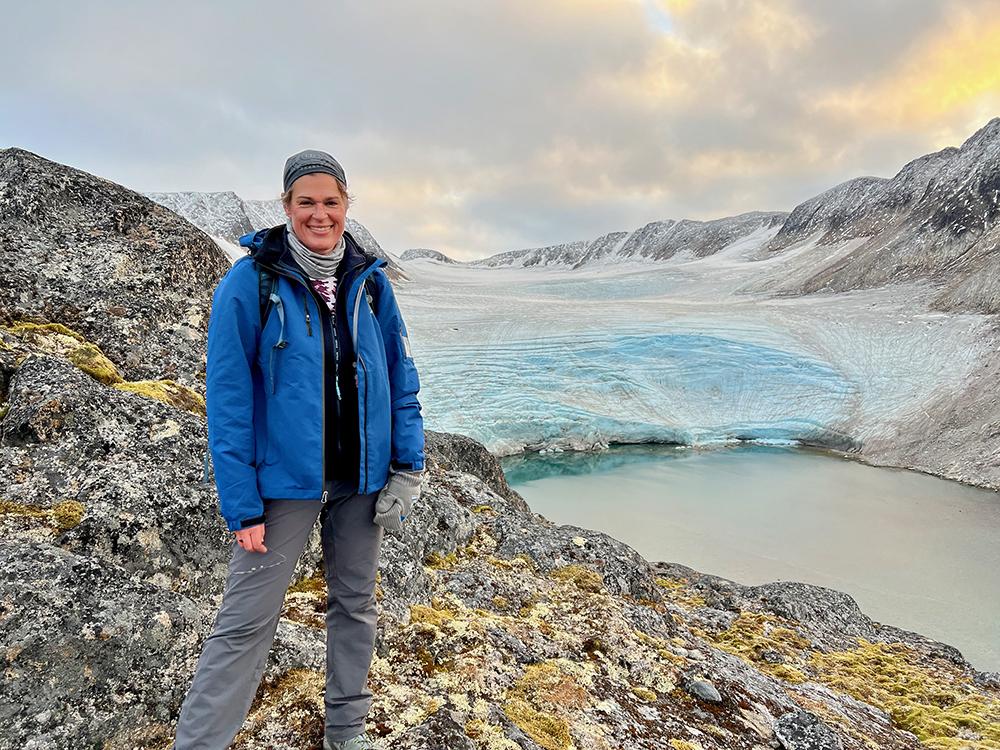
0;541;210;749
774;711;845;750
0;354;232;600
0;148;230;388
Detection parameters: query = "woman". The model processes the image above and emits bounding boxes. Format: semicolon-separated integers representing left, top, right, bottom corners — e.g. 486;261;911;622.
174;150;424;750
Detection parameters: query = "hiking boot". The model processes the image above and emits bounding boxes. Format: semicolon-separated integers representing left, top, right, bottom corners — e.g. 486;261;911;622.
323;733;380;750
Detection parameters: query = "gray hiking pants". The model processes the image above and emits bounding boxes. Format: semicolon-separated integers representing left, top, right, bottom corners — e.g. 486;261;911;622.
174;479;383;749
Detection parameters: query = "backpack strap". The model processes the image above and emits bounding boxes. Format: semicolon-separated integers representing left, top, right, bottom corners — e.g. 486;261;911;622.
257;264;278;328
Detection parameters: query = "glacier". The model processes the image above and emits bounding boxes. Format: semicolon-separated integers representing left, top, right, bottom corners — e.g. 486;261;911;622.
397;238;992;459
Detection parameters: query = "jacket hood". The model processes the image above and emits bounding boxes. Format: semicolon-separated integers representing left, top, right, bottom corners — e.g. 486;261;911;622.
238;225;376;274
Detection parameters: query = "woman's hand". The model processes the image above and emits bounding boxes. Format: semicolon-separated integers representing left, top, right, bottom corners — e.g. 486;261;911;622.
234;523;268;553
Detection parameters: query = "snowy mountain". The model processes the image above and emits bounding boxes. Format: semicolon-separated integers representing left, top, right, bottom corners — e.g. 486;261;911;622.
754;117;1000;312
399;248;458;263
146;191;401;276
468;240;590;268
468;214;787;270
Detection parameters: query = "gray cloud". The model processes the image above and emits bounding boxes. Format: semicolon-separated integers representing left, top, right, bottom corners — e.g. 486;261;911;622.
1;0;995;260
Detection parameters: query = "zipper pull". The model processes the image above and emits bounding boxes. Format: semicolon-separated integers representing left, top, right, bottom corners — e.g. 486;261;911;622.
321;490;329;504
304;296;313;336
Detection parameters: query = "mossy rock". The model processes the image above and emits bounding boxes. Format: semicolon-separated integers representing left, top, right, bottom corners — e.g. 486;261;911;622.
502;698;572;750
0;498;85;531
811;639;1000;748
52;500;85;531
113;379;206;416
2;322;87;343
551;564;603;593
68;342;123;385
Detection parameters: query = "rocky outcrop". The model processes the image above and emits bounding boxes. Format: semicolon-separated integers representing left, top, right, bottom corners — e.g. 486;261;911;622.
3;147;998;750
0;148;229;389
1;323;997;748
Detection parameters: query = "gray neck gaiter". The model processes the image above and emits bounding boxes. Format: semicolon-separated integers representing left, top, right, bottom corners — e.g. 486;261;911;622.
285;220;345;280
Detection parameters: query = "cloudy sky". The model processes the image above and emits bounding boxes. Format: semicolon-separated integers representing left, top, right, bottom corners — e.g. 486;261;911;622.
2;1;998;260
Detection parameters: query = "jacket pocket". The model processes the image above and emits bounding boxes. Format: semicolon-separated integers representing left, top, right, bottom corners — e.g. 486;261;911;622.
267;291;289;394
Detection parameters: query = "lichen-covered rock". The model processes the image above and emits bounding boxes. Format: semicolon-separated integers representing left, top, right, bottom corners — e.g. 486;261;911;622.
0;147;229;388
0;541;209;749
774;710;844;750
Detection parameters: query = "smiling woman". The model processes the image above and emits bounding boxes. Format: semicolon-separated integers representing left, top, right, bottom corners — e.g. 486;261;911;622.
173;149;425;750
282;170;352;254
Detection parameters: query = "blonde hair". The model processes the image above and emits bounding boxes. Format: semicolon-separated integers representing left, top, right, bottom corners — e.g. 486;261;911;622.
281;179;353;208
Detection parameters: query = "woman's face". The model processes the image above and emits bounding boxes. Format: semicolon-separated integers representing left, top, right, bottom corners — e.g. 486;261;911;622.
283;173;348;254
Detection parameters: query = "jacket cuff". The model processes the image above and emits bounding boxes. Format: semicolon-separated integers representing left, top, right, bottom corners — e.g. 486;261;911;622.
238;514;266;530
391;460;425;473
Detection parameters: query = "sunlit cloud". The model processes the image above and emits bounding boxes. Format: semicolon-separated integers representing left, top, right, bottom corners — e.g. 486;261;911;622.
0;0;993;258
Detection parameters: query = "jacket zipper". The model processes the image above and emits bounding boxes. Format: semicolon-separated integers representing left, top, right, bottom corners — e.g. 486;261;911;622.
267;260;332;502
261;253;378;497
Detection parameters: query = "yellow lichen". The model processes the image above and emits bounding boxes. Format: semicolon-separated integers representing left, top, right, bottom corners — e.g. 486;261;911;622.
550;565;603;593
471;504;493;514
425;550;459;569
113;379;206;416
51;500;85;531
465;719;522;750
668;740;704;750
67;343;123;384
811;640;1000;749
0;498;84;531
632;686;657;702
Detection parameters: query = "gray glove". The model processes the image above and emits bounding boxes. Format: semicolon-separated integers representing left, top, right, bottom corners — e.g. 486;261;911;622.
374;470;423;532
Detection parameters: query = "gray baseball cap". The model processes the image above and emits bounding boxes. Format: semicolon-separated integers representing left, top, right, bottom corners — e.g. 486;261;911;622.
282;149;347;192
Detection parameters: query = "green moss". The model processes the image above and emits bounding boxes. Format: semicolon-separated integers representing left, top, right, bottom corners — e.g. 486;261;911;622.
410;603;457;629
52;500;85;531
2;322;87;343
668;741;704;750
287;569;326;595
702;611;811;683
500;660;590;749
0;498;84;531
0;499;49;520
424;550;459;569
113;379;206;415
811;640;1000;749
67;342;123;384
632;686;657;702
0;403;8;421
551;564;603;593
502;699;571;750
656;577;707;608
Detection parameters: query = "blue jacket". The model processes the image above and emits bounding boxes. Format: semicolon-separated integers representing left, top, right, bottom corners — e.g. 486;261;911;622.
206;227;425;531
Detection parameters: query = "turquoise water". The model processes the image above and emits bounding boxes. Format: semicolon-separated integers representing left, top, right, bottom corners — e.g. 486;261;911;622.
503;444;1000;672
